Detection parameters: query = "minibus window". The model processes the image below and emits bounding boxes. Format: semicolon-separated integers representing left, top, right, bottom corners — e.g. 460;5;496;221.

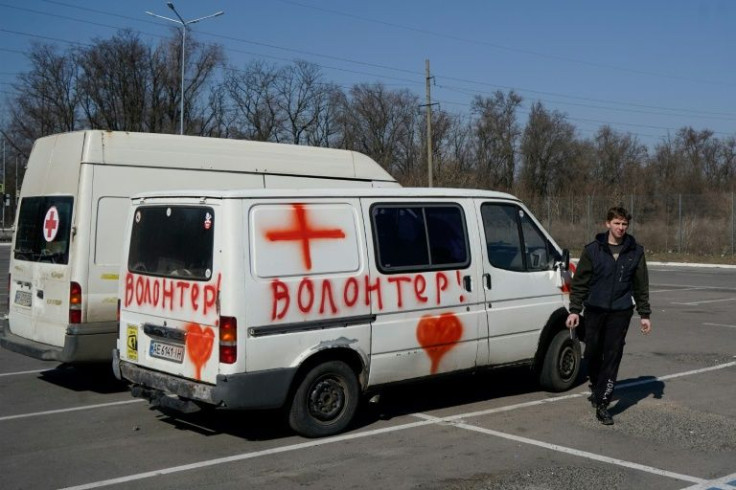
128;206;214;281
372;204;469;273
14;196;73;264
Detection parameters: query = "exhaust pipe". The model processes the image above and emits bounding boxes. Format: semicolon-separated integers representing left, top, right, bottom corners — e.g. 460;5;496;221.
130;384;200;414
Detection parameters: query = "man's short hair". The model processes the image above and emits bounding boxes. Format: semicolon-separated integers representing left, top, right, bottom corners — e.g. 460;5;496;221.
607;206;632;222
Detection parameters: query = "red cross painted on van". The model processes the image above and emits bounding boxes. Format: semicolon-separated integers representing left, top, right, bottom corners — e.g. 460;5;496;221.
44;206;60;242
264;204;346;271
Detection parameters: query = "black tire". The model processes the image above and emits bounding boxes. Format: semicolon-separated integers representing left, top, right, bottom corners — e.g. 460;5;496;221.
288;360;359;438
539;329;581;392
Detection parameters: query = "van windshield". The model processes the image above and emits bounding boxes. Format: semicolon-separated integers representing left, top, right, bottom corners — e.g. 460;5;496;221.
128;206;214;281
14;196;74;264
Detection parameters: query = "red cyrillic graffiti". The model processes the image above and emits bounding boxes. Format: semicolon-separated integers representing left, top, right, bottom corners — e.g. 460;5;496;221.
270;271;465;320
124;273;221;316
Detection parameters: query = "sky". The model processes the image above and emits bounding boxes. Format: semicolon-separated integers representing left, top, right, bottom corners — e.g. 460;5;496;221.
1;0;735;149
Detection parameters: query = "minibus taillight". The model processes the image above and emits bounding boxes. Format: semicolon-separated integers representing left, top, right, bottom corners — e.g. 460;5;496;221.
219;316;237;364
69;282;82;324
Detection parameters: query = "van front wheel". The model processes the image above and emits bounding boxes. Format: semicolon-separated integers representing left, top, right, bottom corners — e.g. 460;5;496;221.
539;329;581;392
288;360;359;438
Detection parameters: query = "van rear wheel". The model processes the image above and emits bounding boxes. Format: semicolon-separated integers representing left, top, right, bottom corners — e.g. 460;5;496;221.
288;360;359;438
539;329;581;392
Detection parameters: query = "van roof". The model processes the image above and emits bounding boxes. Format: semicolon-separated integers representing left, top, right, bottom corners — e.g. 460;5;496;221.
40;130;397;183
131;187;521;202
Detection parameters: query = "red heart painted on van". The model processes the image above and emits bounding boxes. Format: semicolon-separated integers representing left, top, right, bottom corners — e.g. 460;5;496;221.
186;323;214;380
416;313;463;374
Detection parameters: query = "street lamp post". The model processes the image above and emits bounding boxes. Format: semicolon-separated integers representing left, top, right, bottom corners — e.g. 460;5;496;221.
146;3;223;135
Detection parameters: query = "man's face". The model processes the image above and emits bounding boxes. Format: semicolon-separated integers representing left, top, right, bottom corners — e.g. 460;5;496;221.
606;217;629;241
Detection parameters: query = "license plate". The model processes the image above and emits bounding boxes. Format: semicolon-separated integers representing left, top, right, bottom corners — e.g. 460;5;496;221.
14;290;32;307
149;341;184;363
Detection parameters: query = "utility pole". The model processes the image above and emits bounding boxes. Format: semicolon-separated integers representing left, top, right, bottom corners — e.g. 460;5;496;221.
425;60;433;187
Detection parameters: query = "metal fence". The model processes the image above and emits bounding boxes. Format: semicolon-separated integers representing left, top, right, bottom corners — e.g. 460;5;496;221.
524;193;736;257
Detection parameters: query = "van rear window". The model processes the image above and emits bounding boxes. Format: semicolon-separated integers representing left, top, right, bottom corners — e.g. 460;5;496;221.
128;206;214;280
14;196;73;264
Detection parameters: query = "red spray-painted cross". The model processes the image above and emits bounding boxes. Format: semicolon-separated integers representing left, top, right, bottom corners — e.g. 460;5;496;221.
265;204;346;270
44;207;59;242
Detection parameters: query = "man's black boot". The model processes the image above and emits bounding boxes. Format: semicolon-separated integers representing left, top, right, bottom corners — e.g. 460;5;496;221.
587;393;596;408
596;404;614;425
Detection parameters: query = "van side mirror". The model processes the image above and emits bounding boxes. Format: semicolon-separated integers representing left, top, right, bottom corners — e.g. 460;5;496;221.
556;249;570;271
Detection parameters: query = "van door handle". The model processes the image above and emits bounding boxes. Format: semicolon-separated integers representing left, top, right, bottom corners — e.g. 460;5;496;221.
462;275;472;292
37;290;44;299
483;273;491;290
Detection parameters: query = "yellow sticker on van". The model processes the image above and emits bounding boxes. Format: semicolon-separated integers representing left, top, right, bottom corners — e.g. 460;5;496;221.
126;325;138;361
101;274;119;280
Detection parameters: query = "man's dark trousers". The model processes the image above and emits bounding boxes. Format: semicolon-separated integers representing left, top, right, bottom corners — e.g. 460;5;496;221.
583;308;633;406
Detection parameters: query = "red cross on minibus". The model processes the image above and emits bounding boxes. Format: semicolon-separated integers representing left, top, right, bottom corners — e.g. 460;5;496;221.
44;206;59;242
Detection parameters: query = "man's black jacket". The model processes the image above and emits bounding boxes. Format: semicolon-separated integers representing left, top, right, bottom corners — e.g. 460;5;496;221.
568;232;651;319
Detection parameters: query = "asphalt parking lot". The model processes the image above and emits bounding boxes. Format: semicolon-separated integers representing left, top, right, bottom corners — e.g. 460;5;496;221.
0;243;734;490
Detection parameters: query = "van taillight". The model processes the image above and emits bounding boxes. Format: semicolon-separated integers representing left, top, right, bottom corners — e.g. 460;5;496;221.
69;282;82;324
219;316;237;364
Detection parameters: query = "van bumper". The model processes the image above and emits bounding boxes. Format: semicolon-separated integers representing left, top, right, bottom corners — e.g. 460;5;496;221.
0;321;117;363
113;350;297;410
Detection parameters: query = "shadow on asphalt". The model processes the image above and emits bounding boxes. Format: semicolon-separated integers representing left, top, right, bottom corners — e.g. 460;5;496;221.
610;375;665;416
150;365;589;441
38;362;128;394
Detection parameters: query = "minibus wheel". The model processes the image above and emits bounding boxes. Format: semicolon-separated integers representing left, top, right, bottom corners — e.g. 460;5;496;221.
288;360;359;438
539;329;581;392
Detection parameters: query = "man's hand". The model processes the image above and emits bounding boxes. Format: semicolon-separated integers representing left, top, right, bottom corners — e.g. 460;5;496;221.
566;313;580;329
641;318;652;335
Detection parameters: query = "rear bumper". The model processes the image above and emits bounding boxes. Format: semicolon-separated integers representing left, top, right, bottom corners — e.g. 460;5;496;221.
113;350;297;410
0;320;117;363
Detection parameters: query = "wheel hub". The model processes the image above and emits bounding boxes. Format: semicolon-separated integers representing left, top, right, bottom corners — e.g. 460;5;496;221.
309;378;345;421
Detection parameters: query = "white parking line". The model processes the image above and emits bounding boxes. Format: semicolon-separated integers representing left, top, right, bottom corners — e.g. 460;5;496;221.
0;399;144;422
672;297;736;306
0;368;48;377
649;286;708;294
680;472;736;490
703;322;736;329
413;413;705;485
57;361;735;490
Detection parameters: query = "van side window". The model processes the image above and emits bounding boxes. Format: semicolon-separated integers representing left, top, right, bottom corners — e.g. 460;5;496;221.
481;203;556;272
371;204;469;273
127;206;214;280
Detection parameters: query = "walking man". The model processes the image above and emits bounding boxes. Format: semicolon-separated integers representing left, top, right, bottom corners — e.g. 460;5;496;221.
566;206;652;425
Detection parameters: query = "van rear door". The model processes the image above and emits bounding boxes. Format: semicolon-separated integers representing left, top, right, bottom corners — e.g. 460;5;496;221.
9;196;74;348
120;203;221;384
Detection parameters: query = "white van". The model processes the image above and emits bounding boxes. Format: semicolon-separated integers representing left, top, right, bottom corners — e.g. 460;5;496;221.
113;187;577;437
2;131;398;364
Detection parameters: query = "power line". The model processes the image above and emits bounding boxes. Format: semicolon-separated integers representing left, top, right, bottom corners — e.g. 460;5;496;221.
1;2;733;144
6;2;733;124
273;0;736;88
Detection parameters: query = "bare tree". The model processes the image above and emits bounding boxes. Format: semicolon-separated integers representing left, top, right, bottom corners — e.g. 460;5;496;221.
5;43;80;157
519;102;578;197
471;90;522;191
337;82;420;180
224;61;282;141
274;60;336;145
591;126;648;196
76;30;150;131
